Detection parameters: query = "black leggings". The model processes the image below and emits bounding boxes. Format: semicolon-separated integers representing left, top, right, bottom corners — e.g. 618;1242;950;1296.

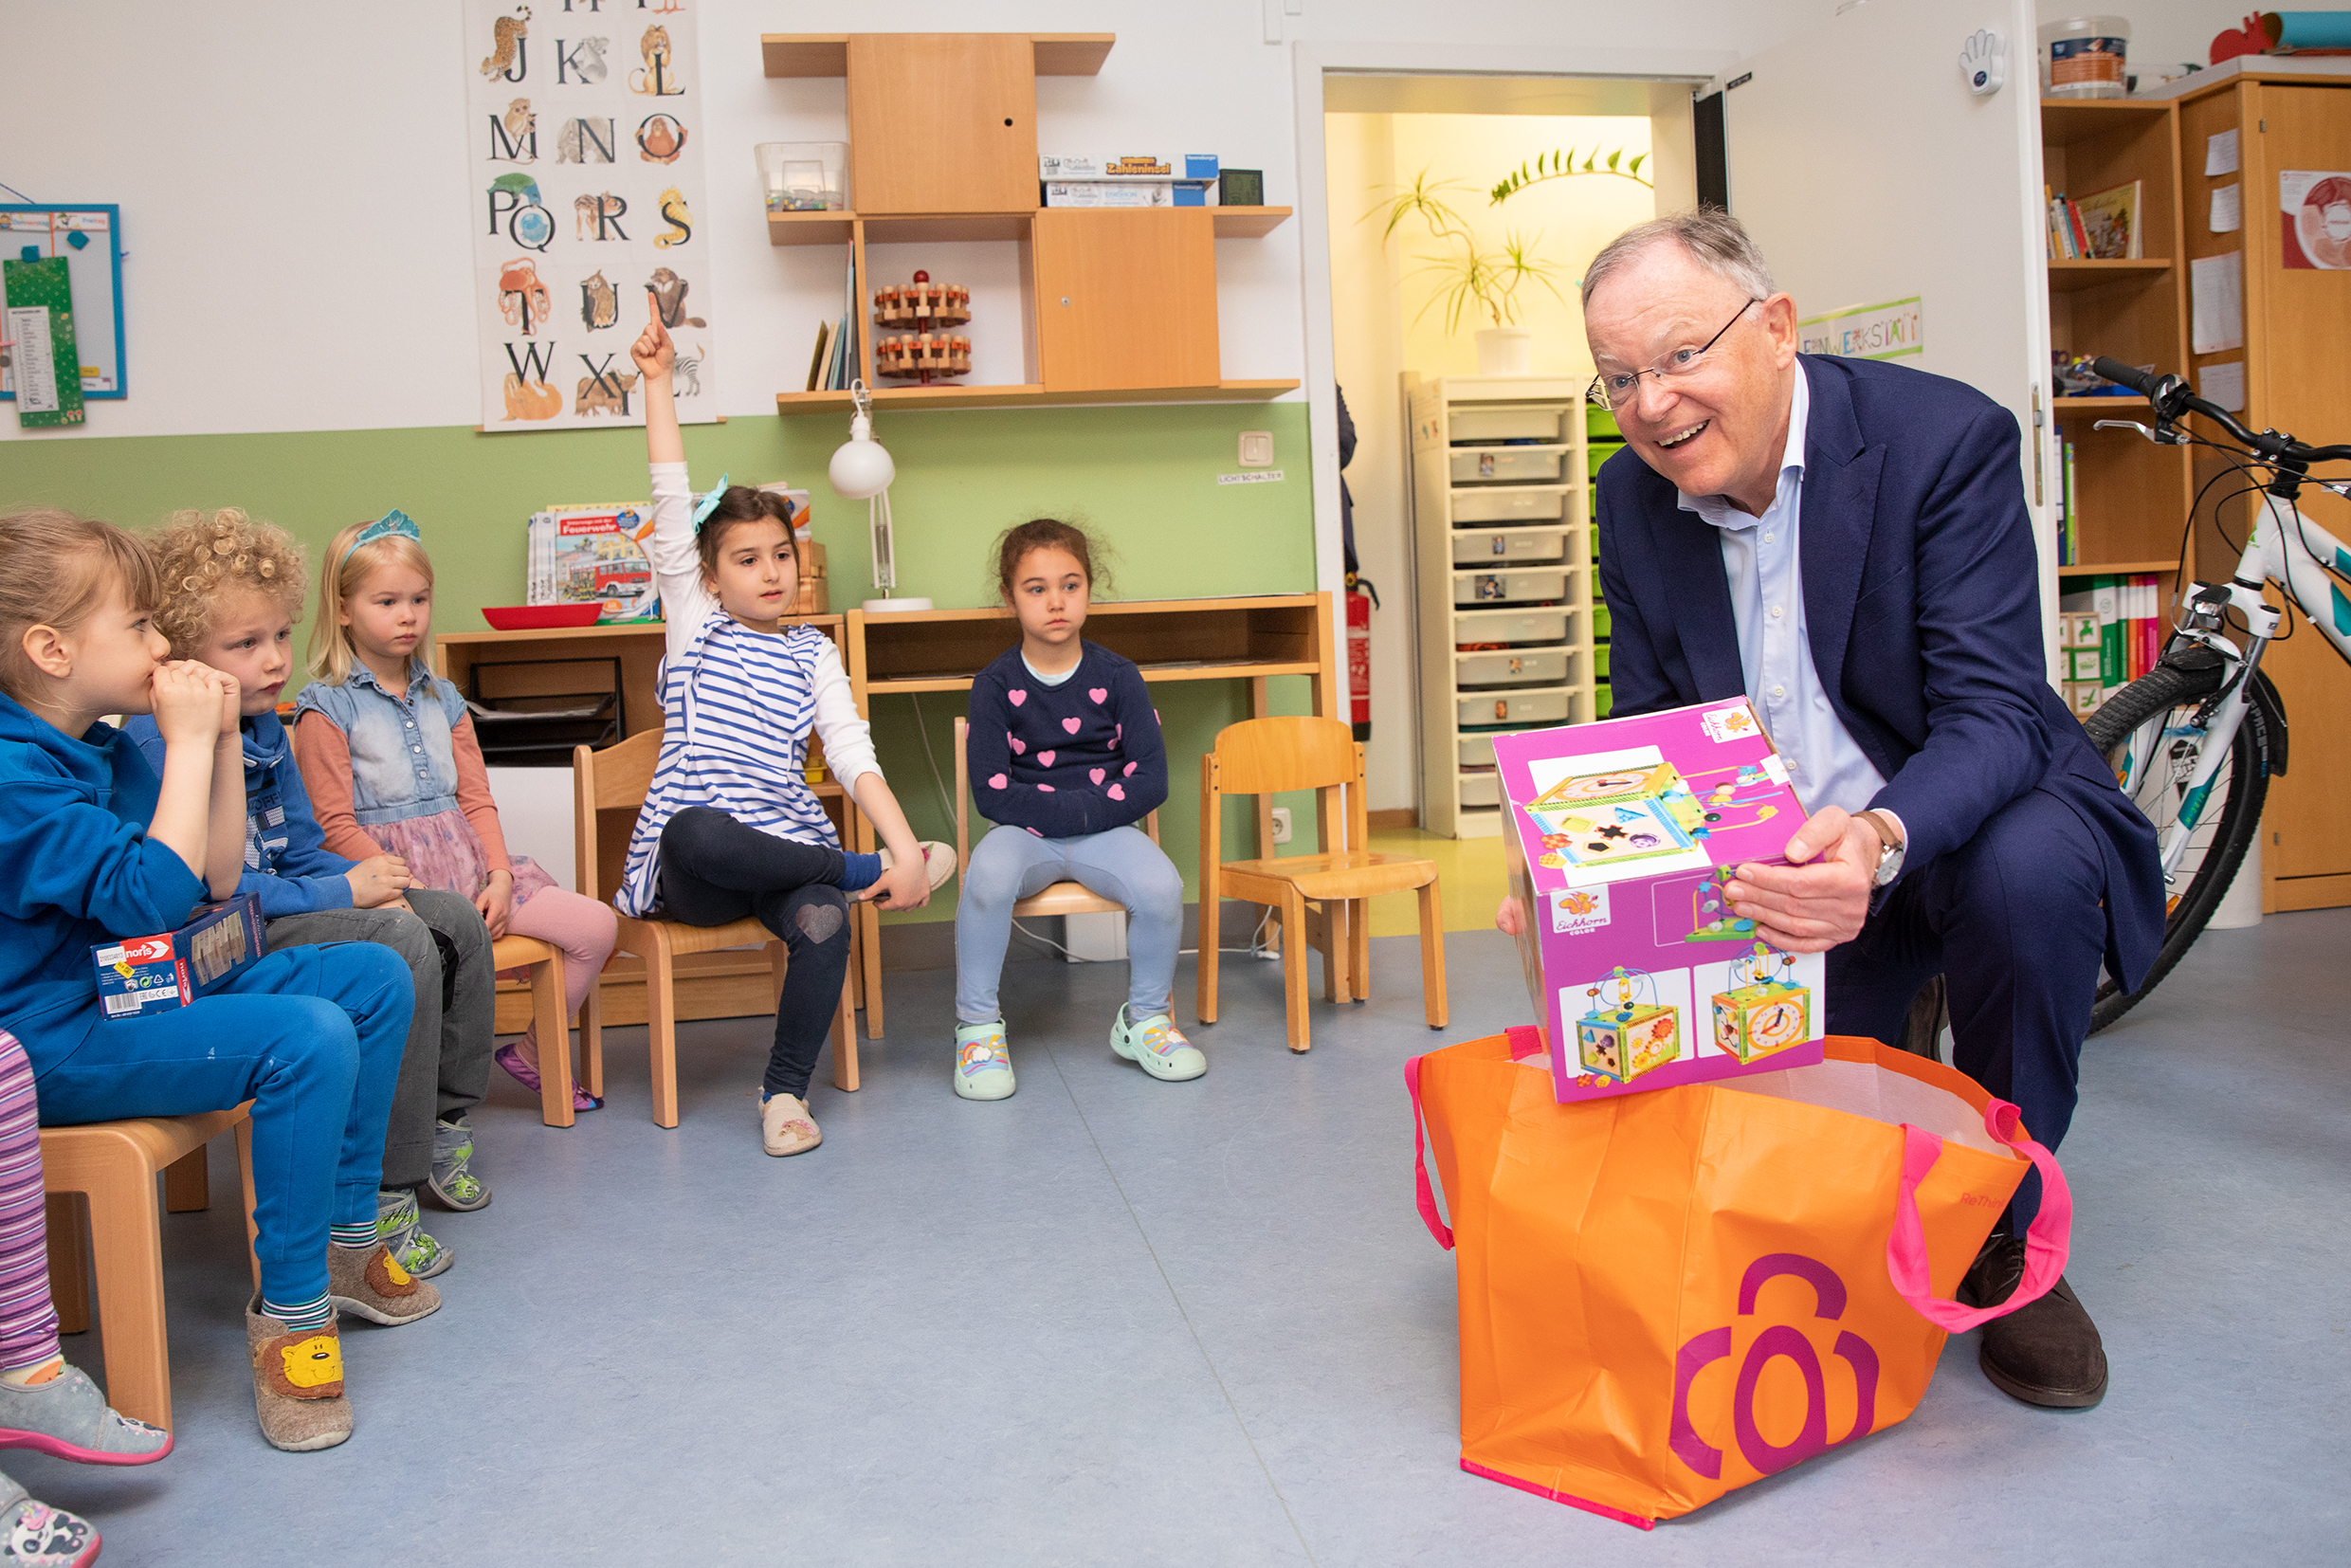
656;807;852;1098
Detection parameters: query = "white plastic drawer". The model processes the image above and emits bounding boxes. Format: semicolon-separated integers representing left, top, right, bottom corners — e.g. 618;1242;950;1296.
1456;648;1572;687
1451;486;1567;523
1450;447;1565;483
1458;732;1498;768
1449;407;1565;445
1457;771;1500;808
1452;527;1567;565
1453;607;1569;646
1458;687;1573;728
1455;567;1568;606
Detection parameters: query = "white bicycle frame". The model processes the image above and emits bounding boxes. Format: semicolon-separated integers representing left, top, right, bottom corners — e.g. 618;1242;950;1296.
2114;483;2351;884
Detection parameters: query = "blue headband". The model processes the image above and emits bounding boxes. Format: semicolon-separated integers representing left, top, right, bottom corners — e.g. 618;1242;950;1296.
690;475;730;533
342;509;421;568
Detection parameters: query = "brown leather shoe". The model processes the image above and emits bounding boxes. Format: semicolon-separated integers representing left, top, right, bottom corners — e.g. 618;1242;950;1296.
1959;1232;2109;1409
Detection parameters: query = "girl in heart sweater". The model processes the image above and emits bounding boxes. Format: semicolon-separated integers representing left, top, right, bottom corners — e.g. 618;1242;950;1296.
953;520;1202;1100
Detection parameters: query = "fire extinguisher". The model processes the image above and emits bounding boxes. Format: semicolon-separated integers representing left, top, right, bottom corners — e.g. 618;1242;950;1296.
1346;573;1380;742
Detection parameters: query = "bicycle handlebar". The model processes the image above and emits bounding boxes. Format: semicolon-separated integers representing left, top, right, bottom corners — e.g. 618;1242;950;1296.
2090;355;2351;465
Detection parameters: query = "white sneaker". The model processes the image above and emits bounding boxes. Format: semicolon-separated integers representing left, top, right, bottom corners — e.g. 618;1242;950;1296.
760;1090;822;1157
953;1020;1015;1101
878;841;958;891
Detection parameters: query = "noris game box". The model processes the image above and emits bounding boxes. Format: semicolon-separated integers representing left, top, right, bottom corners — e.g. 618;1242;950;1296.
1493;698;1828;1103
92;894;266;1021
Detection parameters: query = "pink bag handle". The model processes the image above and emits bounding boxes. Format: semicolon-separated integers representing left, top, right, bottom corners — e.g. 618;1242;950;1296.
1404;1055;1453;1250
1887;1097;2071;1331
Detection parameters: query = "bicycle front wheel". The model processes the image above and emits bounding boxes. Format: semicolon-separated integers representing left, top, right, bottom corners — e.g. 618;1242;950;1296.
2085;665;2269;1032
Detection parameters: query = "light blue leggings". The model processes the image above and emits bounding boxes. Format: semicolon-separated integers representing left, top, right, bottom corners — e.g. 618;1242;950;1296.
955;824;1183;1025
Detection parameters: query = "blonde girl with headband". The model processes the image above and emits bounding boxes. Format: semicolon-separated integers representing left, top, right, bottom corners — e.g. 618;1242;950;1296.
623;293;952;1157
293;514;619;1139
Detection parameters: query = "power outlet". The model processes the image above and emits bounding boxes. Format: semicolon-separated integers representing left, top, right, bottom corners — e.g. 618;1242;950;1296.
1269;806;1293;844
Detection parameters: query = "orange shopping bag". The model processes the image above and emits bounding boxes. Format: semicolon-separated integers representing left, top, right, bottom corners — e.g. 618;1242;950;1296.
1407;1028;2071;1528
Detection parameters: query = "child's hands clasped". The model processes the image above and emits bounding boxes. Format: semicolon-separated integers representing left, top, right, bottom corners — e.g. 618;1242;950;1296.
629;291;673;381
151;662;229;749
346;852;412;909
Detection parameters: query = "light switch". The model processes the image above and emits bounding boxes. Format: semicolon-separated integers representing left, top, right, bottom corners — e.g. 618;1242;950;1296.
1238;430;1274;466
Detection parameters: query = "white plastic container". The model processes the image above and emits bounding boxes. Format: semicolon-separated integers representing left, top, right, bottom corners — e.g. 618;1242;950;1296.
1454;567;1568;606
1450;486;1565;523
1451;526;1568;565
1453;607;1570;645
1449;447;1565;484
1458;732;1499;768
1457;687;1573;728
1457;770;1501;808
1456;647;1573;687
2039;16;2129;100
756;142;849;211
1449;406;1564;444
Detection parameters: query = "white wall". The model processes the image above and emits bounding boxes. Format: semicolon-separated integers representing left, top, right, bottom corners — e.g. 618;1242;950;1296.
3;0;1834;445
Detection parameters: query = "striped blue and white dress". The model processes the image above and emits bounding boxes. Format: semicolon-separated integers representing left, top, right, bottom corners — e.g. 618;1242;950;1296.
613;461;882;917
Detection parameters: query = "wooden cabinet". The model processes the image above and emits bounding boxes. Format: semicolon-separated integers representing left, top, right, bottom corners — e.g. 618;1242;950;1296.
845;34;1038;215
1033;210;1219;392
2164;67;2351;909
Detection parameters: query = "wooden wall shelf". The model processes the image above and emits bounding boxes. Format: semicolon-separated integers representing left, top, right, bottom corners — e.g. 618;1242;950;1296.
763;33;1114;78
2056;558;2183;574
775;379;1297;414
768;208;1291;246
2049;258;2172;292
2052;394;2150;410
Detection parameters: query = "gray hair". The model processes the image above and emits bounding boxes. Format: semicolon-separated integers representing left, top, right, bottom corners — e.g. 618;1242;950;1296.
1581;208;1777;310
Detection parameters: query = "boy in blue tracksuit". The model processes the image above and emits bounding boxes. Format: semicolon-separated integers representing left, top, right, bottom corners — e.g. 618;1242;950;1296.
124;506;499;1275
0;507;433;1452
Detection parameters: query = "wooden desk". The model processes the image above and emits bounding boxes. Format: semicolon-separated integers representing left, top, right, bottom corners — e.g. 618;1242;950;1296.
843;593;1335;1035
434;617;863;1031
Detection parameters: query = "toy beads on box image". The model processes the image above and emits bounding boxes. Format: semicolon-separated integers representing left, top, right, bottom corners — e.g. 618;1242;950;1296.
1493;697;1827;1104
92;895;265;1020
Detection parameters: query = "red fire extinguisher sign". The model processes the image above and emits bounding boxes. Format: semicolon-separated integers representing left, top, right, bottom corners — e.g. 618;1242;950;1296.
1346;574;1379;742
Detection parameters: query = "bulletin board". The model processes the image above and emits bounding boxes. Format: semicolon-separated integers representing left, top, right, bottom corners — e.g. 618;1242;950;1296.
0;206;125;399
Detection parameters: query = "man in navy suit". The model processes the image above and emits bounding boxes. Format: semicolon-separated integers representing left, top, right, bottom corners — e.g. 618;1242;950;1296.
1501;210;2163;1409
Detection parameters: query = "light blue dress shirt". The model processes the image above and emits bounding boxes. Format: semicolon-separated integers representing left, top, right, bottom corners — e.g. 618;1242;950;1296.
1675;369;1889;819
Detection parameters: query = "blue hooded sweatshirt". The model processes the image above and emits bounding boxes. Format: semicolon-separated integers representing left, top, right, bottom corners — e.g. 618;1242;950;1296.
123;710;354;919
0;691;208;1048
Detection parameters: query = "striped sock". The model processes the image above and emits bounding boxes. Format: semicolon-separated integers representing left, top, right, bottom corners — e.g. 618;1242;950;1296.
329;1223;376;1250
263;1294;332;1332
836;851;883;891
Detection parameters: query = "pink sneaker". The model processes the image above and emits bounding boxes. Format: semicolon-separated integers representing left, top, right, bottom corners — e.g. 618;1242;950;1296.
495;1041;600;1112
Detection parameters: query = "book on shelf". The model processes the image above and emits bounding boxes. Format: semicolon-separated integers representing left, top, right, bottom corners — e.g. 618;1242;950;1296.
806;320;835;392
2073;180;2142;261
2056;573;2164;700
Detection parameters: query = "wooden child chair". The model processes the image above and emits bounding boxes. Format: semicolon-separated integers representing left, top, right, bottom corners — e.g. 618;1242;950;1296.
1195;716;1448;1051
952;716;1161;927
489;934;579;1128
574;730;861;1128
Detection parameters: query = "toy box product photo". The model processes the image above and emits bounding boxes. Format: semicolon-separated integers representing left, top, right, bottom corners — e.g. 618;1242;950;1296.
91;894;266;1021
1495;697;1827;1103
524;503;660;623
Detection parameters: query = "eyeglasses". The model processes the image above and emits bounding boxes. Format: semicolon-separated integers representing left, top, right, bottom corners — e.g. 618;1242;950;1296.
1586;300;1762;410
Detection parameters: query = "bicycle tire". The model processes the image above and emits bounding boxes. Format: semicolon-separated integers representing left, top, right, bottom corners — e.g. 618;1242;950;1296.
2086;665;2270;1032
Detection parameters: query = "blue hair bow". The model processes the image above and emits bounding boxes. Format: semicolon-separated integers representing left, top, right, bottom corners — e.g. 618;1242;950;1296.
342;508;422;568
690;474;730;534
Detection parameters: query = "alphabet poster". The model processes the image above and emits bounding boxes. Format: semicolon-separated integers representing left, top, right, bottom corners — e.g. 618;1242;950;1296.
465;0;717;431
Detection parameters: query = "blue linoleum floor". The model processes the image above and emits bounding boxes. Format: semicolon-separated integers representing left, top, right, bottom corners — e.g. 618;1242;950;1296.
27;909;2351;1565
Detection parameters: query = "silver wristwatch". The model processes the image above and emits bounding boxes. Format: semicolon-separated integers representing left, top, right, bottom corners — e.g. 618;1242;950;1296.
1859;810;1906;887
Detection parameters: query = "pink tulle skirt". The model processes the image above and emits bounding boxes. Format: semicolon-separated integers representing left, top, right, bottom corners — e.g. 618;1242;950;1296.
373;809;558;906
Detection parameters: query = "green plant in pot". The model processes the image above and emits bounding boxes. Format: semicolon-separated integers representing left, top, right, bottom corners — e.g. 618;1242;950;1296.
1370;171;1567;376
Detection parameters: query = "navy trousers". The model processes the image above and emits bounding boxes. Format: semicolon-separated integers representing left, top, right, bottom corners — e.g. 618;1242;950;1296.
1823;788;2107;1228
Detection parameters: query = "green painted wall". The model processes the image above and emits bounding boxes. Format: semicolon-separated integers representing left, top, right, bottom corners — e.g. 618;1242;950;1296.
2;402;1323;923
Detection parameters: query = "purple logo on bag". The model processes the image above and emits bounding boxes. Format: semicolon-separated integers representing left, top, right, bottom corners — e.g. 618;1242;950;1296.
1668;1254;1881;1480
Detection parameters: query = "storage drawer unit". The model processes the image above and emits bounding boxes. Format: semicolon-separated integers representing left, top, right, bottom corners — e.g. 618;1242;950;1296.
1456;686;1572;728
1455;647;1573;687
1456;770;1501;808
1450;406;1564;445
1449;446;1566;484
1454;567;1568;606
1450;526;1568;565
1450;485;1567;523
1457;730;1500;768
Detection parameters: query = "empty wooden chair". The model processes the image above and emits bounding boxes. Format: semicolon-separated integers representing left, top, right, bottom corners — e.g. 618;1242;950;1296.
42;1108;257;1431
952;716;1161;923
574;730;860;1127
1196;716;1448;1050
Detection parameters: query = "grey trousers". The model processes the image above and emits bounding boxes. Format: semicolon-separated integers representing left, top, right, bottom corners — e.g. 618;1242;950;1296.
264;888;495;1191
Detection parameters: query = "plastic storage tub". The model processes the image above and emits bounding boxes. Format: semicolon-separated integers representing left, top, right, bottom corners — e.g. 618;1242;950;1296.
1449;406;1564;445
1451;447;1565;484
1457;687;1573;728
1455;567;1568;606
1456;647;1573;687
1457;771;1501;808
1458;731;1499;768
1452;527;1569;565
1454;607;1570;645
1451;486;1566;523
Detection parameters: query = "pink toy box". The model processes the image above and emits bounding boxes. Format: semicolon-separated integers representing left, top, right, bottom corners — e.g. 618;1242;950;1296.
1494;697;1827;1103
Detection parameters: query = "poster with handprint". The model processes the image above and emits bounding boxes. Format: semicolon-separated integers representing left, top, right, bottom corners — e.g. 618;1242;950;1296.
465;0;717;430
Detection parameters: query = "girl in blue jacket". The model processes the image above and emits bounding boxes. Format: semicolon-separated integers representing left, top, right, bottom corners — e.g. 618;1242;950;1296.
954;520;1202;1101
0;509;426;1455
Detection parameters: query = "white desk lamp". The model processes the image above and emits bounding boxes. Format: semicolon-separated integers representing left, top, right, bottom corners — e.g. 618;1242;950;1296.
829;381;932;613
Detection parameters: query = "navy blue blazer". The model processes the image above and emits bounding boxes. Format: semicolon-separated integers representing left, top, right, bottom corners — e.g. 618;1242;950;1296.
1595;354;2165;989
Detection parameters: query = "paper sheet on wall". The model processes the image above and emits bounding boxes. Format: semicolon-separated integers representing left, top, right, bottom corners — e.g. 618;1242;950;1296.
2210;183;2242;234
464;0;718;431
2206;129;2240;177
2198;360;2246;412
2191;252;2244;354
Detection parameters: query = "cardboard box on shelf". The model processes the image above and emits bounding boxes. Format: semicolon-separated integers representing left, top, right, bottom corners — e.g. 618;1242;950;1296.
1042;181;1215;209
1494;697;1826;1103
1038;154;1218;182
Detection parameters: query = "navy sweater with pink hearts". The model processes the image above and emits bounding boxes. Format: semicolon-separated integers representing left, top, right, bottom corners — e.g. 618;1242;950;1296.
966;642;1167;839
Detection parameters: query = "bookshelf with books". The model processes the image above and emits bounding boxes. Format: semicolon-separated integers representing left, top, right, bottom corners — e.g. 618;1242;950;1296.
2041;98;2196;608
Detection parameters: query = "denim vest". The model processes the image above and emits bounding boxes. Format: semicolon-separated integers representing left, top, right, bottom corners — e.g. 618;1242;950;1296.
292;662;468;830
